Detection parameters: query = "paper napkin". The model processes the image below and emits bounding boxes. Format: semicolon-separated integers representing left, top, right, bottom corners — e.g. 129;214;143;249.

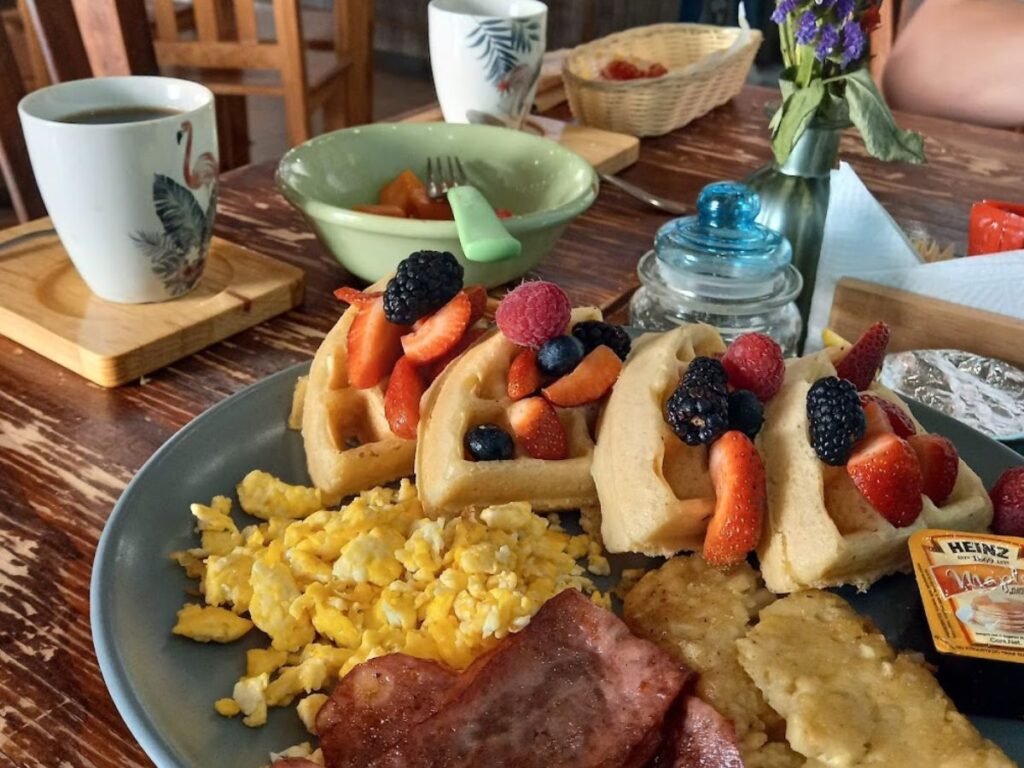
805;162;1024;351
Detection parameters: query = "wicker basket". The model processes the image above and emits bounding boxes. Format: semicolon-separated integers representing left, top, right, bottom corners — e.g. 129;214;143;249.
563;24;763;137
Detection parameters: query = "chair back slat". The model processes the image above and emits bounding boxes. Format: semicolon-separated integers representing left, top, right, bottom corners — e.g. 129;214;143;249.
233;0;259;43
152;0;179;41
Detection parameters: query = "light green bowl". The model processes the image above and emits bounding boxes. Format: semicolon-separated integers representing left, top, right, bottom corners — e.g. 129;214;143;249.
276;123;598;287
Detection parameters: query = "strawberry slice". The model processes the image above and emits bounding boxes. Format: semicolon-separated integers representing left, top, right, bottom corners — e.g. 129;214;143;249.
465;284;488;324
847;433;923;527
861;399;894;440
333;286;383;306
859;393;916;438
401;291;472;364
384;356;424;439
346;297;405;389
542;345;622;407
703;431;766;568
508;396;568;460
423;326;487;384
835;322;891;391
908;433;959;505
508;348;542;401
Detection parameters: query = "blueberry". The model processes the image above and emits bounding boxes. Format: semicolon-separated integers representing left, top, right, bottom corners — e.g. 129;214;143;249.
536;335;585;377
727;389;764;440
464;424;515;461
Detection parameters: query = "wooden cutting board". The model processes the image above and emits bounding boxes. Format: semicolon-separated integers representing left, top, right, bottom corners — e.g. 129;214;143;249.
829;277;1024;369
400;107;639;175
0;218;305;387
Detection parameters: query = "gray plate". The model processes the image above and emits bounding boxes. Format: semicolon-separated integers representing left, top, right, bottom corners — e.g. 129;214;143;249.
91;362;1024;768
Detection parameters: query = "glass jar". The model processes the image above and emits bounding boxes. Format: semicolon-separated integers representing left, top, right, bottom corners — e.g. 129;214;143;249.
629;181;804;355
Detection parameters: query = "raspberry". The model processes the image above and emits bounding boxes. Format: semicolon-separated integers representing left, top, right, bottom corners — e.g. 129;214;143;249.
383;251;463;325
665;382;729;447
495;281;572;348
571;321;631;361
806;377;866;466
991;466;1024;536
721;333;785;402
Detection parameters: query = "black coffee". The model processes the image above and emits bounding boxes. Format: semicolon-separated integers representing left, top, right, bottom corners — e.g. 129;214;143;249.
57;106;182;125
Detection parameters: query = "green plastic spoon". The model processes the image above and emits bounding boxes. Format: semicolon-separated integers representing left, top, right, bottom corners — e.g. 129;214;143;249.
447;185;522;263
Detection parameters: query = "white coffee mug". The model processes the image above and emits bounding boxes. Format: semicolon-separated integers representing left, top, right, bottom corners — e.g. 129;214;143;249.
19;77;218;304
429;0;547;129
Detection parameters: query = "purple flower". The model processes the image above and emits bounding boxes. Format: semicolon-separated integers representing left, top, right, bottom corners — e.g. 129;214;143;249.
815;21;840;59
795;11;818;44
835;0;855;18
841;22;866;65
771;0;800;24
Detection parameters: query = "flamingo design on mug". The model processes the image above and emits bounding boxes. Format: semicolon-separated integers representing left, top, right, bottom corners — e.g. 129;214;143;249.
130;120;218;297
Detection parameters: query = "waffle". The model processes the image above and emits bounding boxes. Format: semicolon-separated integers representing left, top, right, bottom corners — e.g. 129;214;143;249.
757;350;993;593
416;308;603;516
298;295;415;506
593;324;727;556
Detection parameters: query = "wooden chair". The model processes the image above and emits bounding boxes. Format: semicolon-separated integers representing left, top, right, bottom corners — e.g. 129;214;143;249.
0;20;45;222
150;0;373;148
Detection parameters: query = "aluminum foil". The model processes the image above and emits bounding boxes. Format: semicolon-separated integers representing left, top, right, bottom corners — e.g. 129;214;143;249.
880;350;1024;441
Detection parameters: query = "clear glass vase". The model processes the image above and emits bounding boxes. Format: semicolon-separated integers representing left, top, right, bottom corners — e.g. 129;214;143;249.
745;120;844;350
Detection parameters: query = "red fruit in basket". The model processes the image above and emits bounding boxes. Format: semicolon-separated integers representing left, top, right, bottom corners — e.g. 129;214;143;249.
464;284;488;324
346;297;405;389
720;333;785;401
508;396;568;460
847;433;923;527
600;58;644;80
508;348;543;401
384;356;424;439
646;62;668;77
542;345;623;407
990;466;1024;536
333;286;383;306
835;322;891;391
495;281;572;348
859;393;916;438
703;431;766;568
401;291;472;364
908;434;960;506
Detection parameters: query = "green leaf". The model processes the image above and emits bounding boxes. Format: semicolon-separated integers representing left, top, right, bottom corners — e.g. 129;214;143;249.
152;174;205;252
771;79;825;165
844;68;926;164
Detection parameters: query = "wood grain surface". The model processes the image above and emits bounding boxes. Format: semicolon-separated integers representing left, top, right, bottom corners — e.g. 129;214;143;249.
1;84;1023;767
0;223;305;387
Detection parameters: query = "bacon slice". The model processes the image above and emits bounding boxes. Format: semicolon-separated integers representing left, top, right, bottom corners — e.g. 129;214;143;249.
649;695;744;768
315;653;458;768
369;588;691;768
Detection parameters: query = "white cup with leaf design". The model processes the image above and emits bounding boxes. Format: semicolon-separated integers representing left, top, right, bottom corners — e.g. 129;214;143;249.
19;76;218;303
429;0;547;129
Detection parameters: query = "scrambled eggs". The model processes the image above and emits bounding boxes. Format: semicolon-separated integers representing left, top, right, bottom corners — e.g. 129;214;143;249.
172;471;609;728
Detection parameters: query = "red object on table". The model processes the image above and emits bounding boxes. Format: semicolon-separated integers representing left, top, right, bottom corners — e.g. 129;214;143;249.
968;200;1024;255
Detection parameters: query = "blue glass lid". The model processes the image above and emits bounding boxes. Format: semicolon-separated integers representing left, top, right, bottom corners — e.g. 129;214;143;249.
654;181;792;280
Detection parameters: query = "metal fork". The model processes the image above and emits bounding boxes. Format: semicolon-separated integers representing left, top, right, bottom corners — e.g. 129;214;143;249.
426;156;468;200
425;155;521;263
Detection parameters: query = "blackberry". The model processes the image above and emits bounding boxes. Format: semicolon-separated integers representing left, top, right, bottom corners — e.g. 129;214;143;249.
464;424;515;462
683;356;728;395
665;382;729;447
537;335;585;377
806;377;866;466
727;389;764;440
571;321;631;361
383;251;463;325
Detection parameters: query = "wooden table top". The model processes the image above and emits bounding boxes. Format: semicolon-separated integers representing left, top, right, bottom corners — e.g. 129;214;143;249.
2;84;1023;767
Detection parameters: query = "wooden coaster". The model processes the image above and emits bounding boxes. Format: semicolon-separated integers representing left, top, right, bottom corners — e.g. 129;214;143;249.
400;107;639;175
0;218;305;387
